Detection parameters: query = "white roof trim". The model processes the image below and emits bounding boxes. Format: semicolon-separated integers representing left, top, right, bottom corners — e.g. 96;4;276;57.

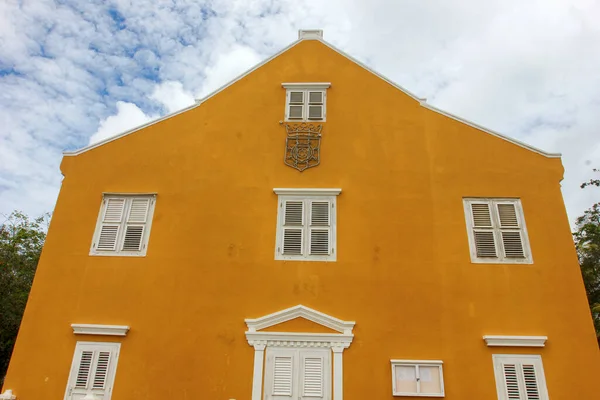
64;34;560;159
245;304;355;334
282;82;331;89
421;102;561;158
63;103;200;156
483;335;547;347
71;323;130;336
273;188;342;196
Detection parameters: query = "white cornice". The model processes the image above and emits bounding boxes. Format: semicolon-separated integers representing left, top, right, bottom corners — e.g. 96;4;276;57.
391;359;444;365
71;324;130;336
245;304;354;334
273;188;342;196
282;82;331;89
483;335;547;347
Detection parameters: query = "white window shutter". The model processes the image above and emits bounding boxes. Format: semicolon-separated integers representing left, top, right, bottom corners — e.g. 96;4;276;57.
497;203;526;258
307;91;324;120
66;343;119;400
300;355;324;399
502;363;522;399
470;202;497;258
96;198;126;251
122;198;150;252
309;201;330;255
282;201;304;255
288;91;305;119
272;355;294;398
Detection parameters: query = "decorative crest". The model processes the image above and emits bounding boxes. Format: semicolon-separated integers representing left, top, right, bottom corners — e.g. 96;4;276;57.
283;123;322;172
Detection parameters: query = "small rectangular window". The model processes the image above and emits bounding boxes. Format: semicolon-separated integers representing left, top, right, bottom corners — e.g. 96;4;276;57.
391;360;444;397
492;355;549;400
274;189;340;261
283;84;329;122
64;342;120;400
463;198;532;264
90;194;156;256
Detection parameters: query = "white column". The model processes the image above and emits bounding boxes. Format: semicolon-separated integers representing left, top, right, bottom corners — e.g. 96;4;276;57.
251;343;266;400
332;347;345;400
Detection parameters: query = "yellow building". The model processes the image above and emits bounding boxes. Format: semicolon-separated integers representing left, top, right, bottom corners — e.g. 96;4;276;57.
2;30;599;400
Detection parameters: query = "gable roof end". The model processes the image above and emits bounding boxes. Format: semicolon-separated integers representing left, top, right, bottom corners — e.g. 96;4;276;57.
63;30;561;159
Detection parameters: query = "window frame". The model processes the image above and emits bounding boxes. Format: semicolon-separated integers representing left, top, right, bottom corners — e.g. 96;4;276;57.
463;198;533;264
390;360;445;397
282;83;330;122
492;354;549;400
90;193;156;257
274;188;340;262
64;341;121;400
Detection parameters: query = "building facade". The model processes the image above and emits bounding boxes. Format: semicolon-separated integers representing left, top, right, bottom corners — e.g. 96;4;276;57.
2;30;599;400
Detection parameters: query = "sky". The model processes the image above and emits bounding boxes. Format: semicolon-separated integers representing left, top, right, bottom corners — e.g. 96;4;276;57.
1;0;599;225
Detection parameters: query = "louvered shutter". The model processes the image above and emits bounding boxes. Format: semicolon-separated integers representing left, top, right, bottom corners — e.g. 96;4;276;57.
288;91;305;119
497;203;525;258
96;198;125;251
67;343;119;400
122;198;150;252
307;91;324;120
309;201;330;255
300;354;324;399
272;355;295;399
495;356;547;400
470;202;497;257
502;364;521;399
282;201;304;255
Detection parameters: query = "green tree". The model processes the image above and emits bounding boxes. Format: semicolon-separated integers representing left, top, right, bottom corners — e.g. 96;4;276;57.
573;169;600;345
0;211;48;383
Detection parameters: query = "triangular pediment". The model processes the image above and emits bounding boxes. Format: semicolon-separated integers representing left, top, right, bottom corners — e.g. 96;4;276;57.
245;305;355;335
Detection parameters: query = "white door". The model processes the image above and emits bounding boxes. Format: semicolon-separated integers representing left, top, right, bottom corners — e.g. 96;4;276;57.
264;347;331;400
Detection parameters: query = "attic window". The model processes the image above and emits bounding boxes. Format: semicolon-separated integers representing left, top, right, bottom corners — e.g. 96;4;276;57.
283;83;330;122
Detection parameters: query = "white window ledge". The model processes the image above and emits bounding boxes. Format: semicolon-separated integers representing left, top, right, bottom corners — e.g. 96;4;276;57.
273;188;341;196
282;82;331;89
483;335;547;347
71;324;130;336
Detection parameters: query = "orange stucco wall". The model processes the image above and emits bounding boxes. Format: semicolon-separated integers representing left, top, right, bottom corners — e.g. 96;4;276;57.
4;39;600;399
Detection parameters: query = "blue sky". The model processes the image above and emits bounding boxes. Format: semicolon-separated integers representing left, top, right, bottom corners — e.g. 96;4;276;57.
1;0;599;224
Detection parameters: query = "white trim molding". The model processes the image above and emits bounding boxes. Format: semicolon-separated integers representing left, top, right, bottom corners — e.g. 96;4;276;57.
245;305;355;400
483;335;547;347
299;29;324;39
282;82;331;89
273;188;342;196
0;390;16;400
71;324;130;336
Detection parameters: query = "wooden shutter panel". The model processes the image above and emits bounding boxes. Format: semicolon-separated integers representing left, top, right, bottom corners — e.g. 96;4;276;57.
283;201;304;255
96;198;126;251
273;356;294;396
470;202;498;258
497;203;526;259
92;351;112;389
307;91;324;120
301;356;324;398
309;201;330;255
122;198;150;252
74;351;94;389
502;364;521;400
288;91;305;119
522;364;541;400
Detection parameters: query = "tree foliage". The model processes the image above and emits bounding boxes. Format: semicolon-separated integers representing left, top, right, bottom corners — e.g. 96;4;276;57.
573;169;600;345
0;211;48;383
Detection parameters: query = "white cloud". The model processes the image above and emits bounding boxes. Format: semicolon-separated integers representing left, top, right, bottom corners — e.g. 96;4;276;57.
1;0;599;227
89;101;157;145
149;81;195;114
